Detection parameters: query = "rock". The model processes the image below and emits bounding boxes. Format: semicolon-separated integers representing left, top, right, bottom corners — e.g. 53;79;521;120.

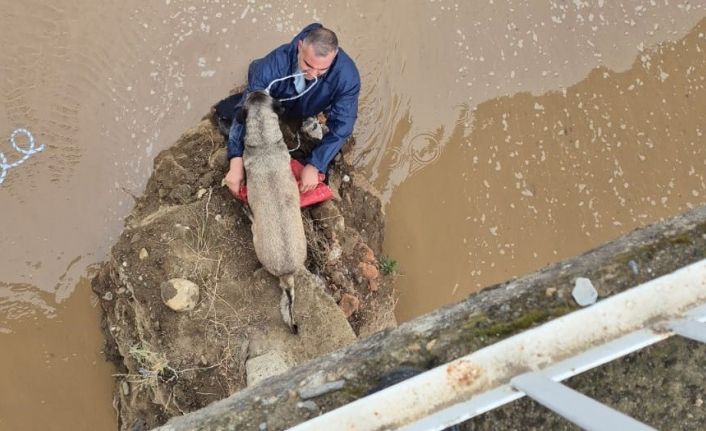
160;278;200;312
121;381;130;396
296;400;320;413
246;351;290;387
545;287;557;297
339;294;360;318
360;244;375;264
102;292;113;301
327;242;343;264
359;262;379;280
298;379;346;400
196;188;208;199
572;277;598;306
368;279;379;292
342;175;350;183
628;260;640;275
139;248;149;260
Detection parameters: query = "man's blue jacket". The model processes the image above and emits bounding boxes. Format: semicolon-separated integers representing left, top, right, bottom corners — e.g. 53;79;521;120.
227;23;361;174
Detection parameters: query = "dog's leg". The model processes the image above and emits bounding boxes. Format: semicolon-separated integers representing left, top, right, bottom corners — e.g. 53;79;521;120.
242;203;254;223
279;274;297;334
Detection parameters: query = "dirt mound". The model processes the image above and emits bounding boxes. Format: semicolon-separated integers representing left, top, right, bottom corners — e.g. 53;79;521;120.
92;116;396;430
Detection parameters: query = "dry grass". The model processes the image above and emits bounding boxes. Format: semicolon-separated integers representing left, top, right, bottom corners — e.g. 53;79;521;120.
115;344;178;393
302;215;332;274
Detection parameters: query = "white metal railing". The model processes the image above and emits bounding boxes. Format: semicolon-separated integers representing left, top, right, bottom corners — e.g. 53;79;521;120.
289;259;706;431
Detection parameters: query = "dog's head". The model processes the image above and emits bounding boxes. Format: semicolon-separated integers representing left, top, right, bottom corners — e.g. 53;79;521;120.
236;90;285;124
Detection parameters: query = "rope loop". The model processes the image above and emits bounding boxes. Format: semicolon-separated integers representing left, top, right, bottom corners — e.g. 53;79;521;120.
264;72;319;102
0;128;45;185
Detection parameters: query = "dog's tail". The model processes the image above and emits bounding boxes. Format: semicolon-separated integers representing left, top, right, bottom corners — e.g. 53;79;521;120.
279;274;297;334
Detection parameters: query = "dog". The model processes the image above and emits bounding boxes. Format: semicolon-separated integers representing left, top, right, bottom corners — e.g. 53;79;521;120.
238;91;307;333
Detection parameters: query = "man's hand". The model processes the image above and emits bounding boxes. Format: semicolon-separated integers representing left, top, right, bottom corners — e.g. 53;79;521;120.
300;164;320;193
224;157;245;196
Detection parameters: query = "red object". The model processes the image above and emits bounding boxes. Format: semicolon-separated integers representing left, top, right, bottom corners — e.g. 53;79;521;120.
234;159;333;207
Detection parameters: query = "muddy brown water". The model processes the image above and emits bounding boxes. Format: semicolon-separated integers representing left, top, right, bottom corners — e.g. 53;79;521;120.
1;1;705;429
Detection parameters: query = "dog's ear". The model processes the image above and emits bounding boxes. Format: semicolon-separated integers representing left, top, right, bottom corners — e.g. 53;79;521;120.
235;106;248;124
271;99;286;117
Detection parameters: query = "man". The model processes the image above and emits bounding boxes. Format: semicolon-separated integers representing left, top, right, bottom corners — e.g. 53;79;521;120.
224;23;360;195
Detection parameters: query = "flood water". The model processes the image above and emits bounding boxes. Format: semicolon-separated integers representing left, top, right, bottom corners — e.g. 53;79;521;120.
1;1;706;429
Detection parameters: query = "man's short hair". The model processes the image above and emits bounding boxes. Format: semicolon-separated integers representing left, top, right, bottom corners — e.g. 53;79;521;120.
303;27;339;57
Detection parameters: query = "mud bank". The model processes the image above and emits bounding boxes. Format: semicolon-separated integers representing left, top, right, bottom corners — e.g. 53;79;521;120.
91;114;396;430
157;205;706;430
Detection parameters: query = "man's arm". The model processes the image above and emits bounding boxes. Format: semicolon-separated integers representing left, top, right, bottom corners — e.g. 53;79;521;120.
225;55;286;195
306;80;361;174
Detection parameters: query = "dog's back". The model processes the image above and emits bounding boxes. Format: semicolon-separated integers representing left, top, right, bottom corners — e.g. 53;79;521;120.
242;92;307;276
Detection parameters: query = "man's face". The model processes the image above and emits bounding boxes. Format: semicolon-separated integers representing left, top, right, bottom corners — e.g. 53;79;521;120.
297;40;336;80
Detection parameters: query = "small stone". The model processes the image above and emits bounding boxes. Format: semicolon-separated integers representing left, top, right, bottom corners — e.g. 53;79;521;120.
121;381;130;396
361;244;375;264
359;262;379;280
367;279;379;292
197;188;207;199
339;294;360;318
342;174;350;183
628;260;639;275
102;292;114;301
122;261;128;267
258;423;267;431
139;248;149;260
160;278;200;312
545;287;557;297
327;242;343;264
214;214;223;222
117;287;126;295
262;396;279;406
297;400;320;413
426;339;437;351
572;277;598;306
696;398;703;407
298;380;346;399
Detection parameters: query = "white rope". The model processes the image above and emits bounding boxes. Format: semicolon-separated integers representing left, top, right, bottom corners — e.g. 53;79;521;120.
264;72;319;102
289;131;301;153
0;128;45;185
